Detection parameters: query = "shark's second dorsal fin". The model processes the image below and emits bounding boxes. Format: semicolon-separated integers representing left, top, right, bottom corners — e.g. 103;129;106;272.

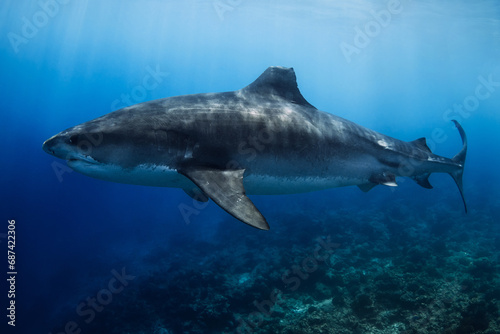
242;66;316;109
410;137;432;153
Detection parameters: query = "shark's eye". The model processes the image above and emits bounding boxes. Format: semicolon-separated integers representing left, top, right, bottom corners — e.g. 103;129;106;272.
69;135;78;145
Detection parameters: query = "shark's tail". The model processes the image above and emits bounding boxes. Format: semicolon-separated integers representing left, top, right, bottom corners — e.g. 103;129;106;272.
450;120;467;213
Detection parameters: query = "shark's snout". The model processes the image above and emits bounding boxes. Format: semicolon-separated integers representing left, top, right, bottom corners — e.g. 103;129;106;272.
42;133;70;159
43;131;83;162
42;136;57;156
43;130;103;169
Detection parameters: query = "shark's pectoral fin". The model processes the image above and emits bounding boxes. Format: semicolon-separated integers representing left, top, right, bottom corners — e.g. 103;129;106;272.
369;172;398;187
183;186;209;202
178;168;270;230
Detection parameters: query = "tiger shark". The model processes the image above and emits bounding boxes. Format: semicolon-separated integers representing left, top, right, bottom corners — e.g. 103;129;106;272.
43;66;467;230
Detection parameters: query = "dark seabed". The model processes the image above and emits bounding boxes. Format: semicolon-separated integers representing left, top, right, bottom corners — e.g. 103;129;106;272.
44;185;500;334
1;1;499;333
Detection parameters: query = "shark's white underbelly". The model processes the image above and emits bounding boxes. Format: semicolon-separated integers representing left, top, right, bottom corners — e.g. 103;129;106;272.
70;162;189;188
72;161;364;195
243;173;362;195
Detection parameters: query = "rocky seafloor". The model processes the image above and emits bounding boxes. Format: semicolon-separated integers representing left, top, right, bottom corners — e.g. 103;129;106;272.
49;188;500;334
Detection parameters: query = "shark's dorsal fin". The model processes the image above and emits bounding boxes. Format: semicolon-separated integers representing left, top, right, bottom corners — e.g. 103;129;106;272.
178;168;270;230
242;66;316;109
410;137;432;153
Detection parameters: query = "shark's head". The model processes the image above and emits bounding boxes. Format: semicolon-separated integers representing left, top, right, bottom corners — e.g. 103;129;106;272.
42;108;189;186
43;108;149;175
42;123;107;173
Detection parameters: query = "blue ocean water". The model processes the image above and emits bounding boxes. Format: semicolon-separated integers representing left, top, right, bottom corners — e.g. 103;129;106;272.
1;0;500;333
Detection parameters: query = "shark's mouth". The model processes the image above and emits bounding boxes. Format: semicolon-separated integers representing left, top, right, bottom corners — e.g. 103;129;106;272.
67;154;100;165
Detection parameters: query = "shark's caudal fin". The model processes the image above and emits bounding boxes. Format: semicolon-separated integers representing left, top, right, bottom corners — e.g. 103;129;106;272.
409;121;467;213
450;120;468;213
360;121;468;214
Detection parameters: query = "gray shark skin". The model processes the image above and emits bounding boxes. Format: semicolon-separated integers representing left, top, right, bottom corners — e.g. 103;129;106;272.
43;66;467;230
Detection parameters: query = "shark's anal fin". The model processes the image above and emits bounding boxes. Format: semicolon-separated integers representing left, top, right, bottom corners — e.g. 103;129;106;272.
412;173;433;189
178;168;270;230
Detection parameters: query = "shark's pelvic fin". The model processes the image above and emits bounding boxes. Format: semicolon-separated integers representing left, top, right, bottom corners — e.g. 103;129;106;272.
357;183;378;192
369;172;398;187
179;168;270;230
358;172;398;192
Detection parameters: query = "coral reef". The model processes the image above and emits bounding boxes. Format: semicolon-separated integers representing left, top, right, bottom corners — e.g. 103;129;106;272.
50;190;500;334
